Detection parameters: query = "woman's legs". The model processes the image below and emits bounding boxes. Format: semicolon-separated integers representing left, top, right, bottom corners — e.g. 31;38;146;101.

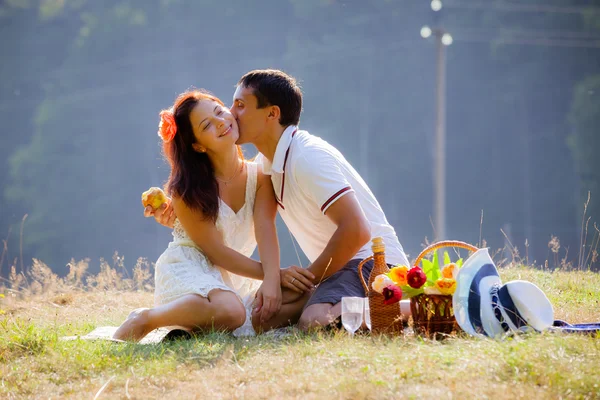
113;289;246;341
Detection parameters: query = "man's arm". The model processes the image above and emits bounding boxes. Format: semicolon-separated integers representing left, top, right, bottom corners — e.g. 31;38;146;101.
305;192;371;283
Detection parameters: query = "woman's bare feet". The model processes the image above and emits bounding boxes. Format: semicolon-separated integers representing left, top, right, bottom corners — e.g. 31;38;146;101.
112;308;153;342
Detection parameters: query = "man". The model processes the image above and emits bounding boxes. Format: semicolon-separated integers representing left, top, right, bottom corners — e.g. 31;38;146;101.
149;69;410;331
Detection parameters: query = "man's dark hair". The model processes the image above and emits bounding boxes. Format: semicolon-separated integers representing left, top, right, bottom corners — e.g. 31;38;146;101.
237;69;303;126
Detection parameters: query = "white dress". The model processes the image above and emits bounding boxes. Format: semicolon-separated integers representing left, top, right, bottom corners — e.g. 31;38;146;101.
154;162;261;337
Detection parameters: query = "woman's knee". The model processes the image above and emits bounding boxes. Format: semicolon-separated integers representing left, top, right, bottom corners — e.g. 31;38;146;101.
211;292;246;330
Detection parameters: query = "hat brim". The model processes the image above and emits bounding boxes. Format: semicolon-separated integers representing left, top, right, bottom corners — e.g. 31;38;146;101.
502;280;554;332
453;248;500;337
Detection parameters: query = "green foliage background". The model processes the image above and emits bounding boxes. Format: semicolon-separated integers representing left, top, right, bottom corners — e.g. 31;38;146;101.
1;0;599;274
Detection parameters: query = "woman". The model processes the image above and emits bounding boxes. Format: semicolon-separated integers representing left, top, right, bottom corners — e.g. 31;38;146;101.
113;90;300;341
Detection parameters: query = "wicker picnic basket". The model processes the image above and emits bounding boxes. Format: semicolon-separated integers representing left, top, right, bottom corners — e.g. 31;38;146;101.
357;237;404;335
410;240;479;338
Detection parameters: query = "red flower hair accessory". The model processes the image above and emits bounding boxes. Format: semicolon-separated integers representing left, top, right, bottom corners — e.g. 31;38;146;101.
158;109;177;142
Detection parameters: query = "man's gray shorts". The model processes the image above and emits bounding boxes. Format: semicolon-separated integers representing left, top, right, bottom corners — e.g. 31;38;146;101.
304;258;375;308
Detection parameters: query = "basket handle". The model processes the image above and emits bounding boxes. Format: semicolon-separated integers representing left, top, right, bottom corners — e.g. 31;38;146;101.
412;240;479;269
357;255;374;295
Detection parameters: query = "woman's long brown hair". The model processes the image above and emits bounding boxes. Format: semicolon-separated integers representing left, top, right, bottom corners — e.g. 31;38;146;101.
162;90;243;222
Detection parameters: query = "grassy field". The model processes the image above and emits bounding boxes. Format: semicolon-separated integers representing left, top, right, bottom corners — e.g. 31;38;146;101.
1;266;599;399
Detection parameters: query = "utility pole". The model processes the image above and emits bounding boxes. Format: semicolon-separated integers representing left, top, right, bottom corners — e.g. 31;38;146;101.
434;28;447;242
422;0;452;241
359;49;373;187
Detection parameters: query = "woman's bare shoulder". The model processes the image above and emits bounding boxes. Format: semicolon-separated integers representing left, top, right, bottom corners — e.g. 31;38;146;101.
172;195;213;225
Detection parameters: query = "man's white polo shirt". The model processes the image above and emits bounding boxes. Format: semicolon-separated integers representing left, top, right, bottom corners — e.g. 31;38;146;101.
256;125;409;266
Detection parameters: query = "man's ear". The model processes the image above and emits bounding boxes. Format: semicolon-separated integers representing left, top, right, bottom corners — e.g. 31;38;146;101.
267;105;281;122
192;143;206;153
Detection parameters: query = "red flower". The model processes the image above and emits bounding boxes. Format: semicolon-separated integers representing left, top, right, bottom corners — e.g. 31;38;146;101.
382;284;402;305
407;267;427;289
158;110;177;142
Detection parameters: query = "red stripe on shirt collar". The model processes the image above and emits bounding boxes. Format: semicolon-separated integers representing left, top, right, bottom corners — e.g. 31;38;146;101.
277;129;297;208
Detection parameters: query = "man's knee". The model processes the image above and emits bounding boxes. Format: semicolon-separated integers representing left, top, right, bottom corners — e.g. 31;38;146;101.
298;304;338;331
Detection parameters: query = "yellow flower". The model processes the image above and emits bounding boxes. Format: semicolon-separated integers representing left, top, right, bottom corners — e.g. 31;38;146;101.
435;278;457;295
441;263;458;279
0;294;4;298
388;265;409;286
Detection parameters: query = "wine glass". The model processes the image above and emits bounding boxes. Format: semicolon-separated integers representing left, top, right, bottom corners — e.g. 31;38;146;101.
364;298;371;331
341;297;364;336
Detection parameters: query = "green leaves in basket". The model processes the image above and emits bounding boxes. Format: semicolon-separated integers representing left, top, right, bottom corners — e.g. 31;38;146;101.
421;253;440;286
432;251;441;282
423;251;441;284
421;250;463;286
443;251;451;266
421;258;434;286
401;285;423;299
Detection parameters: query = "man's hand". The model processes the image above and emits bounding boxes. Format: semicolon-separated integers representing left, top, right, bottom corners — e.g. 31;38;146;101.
280;266;316;293
253;277;282;323
144;201;176;229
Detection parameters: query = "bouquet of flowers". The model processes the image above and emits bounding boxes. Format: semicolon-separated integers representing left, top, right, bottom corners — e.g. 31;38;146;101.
371;251;464;305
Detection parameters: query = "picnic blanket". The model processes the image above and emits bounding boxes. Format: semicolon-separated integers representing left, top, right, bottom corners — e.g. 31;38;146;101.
61;326;294;344
60;326;194;344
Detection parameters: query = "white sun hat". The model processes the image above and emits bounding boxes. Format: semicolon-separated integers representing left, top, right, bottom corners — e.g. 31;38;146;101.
453;248;554;339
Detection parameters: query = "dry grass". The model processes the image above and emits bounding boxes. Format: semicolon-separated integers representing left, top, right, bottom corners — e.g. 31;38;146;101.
0;263;599;399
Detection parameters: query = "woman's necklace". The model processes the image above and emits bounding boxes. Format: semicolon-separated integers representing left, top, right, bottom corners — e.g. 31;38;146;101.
215;159;244;186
